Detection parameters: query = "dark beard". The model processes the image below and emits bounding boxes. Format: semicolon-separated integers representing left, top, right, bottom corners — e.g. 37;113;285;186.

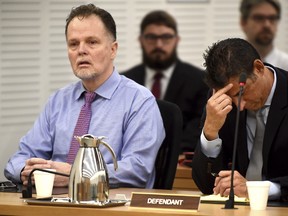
142;48;178;70
254;27;274;46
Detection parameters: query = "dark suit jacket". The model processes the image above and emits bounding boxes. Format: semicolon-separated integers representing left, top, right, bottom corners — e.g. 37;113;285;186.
192;65;288;201
122;60;209;152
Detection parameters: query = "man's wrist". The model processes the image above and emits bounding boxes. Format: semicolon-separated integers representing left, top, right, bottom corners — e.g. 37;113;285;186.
203;126;218;141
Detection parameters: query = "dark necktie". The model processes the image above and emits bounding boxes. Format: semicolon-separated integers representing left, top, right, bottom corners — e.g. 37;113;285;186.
151;72;163;99
66;91;96;164
246;107;267;180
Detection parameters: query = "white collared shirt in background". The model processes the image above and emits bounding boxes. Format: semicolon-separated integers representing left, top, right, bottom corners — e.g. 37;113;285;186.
264;47;288;71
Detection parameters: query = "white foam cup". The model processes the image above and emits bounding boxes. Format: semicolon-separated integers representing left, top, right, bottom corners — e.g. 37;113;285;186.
246;181;270;210
34;169;56;198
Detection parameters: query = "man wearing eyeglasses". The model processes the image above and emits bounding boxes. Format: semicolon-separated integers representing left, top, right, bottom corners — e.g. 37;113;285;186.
240;0;288;71
122;10;208;154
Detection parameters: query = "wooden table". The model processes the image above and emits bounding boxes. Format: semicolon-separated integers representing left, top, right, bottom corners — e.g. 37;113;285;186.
1;188;287;216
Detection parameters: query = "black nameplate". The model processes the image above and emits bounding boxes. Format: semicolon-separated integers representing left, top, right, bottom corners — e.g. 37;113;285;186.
130;192;200;211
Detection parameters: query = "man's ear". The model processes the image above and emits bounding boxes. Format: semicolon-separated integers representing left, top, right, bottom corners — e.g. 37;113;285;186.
110;41;118;60
253;59;265;75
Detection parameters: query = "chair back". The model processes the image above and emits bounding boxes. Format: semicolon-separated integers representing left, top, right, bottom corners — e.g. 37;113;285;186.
153;100;183;189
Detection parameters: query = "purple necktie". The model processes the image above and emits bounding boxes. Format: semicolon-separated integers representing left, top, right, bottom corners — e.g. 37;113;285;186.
66;91;96;164
151;72;163;99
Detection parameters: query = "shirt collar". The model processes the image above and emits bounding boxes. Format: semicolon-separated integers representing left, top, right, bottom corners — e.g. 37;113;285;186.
74;68;121;101
146;63;176;82
96;68;120;99
264;65;277;107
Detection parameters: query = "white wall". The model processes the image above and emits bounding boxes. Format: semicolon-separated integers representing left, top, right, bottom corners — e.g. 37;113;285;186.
1;0;288;180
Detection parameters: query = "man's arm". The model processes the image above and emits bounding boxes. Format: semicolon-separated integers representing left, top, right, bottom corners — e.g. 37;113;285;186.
106;96;165;188
4;95;58;183
192;84;233;194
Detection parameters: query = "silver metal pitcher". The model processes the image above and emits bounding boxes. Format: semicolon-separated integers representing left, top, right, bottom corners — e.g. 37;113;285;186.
68;134;118;204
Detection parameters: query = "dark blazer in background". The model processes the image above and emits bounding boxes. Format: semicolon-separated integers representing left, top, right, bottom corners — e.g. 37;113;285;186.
192;65;288;201
122;59;209;153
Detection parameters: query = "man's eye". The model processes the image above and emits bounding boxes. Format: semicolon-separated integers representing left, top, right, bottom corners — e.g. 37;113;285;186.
89;40;97;45
68;42;77;48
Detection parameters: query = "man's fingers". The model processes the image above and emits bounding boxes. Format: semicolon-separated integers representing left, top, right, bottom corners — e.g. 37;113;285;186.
26;158;48;166
212;83;233;97
209;84;233;111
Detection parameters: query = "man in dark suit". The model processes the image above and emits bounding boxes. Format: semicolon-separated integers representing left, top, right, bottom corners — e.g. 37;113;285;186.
192;38;288;201
122;10;208;153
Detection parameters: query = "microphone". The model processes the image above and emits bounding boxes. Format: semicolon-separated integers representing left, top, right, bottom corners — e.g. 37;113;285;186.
22;168;70;198
224;72;247;209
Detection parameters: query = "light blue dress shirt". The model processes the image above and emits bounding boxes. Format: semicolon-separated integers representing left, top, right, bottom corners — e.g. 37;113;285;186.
4;69;165;188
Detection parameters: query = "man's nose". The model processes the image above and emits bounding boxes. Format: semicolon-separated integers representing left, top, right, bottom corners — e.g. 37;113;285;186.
155;38;165;47
263;19;273;27
78;43;88;55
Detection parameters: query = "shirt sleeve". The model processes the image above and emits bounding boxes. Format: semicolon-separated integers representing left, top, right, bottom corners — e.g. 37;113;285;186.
106;96;165;189
200;130;281;200
269;181;281;200
200;130;222;158
4;99;54;183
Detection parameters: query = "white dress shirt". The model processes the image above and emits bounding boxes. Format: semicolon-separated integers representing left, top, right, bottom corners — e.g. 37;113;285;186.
264;47;288;71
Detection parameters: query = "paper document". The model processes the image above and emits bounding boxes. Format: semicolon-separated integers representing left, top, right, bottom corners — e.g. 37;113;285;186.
200;194;249;204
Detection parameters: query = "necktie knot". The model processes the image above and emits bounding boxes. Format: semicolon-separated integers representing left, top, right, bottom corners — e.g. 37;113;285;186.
153;72;163;80
84;92;96;105
255;105;269;121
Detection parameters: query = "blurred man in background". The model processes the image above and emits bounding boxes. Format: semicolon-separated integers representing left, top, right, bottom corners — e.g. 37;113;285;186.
123;10;208;153
240;0;288;71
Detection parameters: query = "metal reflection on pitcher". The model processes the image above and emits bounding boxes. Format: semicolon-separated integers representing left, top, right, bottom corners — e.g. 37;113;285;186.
68;134;118;204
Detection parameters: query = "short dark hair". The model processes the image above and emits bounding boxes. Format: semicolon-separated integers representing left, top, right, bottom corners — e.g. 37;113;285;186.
203;38;261;88
140;10;177;34
65;4;116;41
240;0;281;20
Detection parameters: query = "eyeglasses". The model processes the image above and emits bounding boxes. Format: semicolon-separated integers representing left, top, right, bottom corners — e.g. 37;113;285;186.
249;14;280;24
143;33;176;44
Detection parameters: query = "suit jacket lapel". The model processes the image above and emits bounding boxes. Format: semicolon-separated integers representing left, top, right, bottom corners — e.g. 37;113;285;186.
263;68;288;174
164;61;185;101
133;65;146;85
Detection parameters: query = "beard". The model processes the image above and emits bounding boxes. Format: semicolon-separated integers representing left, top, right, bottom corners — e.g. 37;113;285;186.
142;47;178;70
73;69;97;81
254;27;274;46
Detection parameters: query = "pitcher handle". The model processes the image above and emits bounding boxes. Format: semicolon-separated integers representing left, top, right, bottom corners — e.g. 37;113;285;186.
100;140;118;171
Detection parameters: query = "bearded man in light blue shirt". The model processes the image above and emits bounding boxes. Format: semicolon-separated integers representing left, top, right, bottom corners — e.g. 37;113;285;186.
4;4;165;189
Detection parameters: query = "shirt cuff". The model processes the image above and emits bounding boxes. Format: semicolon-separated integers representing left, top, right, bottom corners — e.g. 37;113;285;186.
200;130;222;158
268;181;281;200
